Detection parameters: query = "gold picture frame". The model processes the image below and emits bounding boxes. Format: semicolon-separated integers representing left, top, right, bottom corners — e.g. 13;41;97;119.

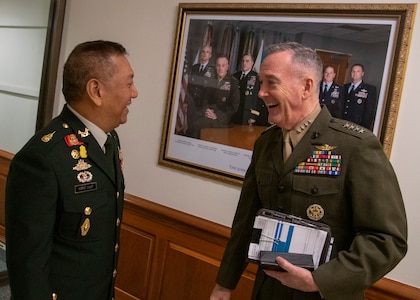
159;3;416;185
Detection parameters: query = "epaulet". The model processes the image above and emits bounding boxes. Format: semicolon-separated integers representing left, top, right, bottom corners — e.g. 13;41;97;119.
261;124;279;135
30;119;73;152
328;118;374;139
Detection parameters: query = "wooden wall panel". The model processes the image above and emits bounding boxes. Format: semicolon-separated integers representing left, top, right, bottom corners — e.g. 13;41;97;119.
116;225;155;299
0;150;419;300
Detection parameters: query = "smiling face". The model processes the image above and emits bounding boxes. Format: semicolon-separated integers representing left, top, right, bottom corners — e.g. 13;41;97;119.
258;50;318;130
100;55;138;131
323;66;336;84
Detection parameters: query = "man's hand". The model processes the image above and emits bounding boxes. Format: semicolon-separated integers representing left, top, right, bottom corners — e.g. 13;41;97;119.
263;256;319;292
210;283;232;300
205;108;217;120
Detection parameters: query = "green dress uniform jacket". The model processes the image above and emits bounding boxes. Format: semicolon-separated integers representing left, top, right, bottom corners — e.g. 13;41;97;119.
6;105;125;300
216;106;407;300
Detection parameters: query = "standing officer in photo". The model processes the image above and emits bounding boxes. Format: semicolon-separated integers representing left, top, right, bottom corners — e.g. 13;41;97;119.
343;63;378;130
319;65;344;118
232;54;269;126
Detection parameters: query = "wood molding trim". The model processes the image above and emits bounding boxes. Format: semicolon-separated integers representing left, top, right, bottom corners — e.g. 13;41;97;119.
0;150;418;299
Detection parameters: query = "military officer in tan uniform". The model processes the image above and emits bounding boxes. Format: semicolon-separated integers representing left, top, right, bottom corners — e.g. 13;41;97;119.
6;40;138;300
210;42;407;300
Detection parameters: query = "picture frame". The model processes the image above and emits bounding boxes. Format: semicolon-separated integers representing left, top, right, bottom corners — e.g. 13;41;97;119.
159;3;416;185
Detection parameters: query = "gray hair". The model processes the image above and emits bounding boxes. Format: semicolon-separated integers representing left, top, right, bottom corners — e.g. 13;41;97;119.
265;42;323;85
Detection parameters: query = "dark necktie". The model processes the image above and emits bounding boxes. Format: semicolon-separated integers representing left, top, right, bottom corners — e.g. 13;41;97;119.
349;84;355;94
105;134;116;172
199;64;204;72
323;84;328;93
240;72;245;80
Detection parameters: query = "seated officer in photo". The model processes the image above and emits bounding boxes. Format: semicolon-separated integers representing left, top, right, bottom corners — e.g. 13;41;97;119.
195;56;240;133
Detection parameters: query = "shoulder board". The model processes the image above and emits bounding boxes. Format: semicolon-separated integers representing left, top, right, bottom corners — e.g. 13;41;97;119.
328;118;374;139
31;119;74;151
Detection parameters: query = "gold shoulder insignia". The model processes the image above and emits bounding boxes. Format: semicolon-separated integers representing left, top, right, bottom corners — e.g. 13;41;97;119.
315;144;337;151
41;131;56;143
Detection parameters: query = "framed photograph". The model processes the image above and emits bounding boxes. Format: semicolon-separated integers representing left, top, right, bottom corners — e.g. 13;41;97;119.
159;3;416;185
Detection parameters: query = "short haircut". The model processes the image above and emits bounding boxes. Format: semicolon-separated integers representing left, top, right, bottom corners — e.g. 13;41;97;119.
351;63;365;71
62;40;127;103
265;42;323;85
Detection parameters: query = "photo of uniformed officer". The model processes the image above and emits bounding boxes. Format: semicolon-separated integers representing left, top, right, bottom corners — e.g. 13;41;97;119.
319;65;345;118
185;45;216;138
195;56;240;132
232;54;269;126
343;63;378;130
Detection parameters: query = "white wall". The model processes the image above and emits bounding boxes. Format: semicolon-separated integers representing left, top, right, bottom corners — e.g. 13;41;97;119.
54;0;419;289
0;0;50;153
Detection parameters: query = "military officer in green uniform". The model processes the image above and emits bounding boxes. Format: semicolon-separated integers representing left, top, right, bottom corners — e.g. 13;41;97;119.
6;40;138;300
210;42;407;300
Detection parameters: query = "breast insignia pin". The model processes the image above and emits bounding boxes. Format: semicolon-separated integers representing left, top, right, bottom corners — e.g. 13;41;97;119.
307;204;324;221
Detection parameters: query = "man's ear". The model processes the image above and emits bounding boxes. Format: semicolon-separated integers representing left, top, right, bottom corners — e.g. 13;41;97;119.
86;78;102;106
302;77;314;100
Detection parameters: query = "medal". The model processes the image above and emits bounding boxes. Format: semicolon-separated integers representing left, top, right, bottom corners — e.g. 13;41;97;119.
73;159;92;171
77;171;93;183
64;134;84;146
71;149;80;159
79;145;88;158
307;204;324;221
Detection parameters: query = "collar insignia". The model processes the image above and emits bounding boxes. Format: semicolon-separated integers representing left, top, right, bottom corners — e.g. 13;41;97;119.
78;128;90;138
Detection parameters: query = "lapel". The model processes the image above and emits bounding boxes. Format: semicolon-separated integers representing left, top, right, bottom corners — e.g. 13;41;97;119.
60;105;117;186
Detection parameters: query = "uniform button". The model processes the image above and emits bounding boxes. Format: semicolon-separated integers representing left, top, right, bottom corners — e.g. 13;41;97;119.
84;207;92;216
52;293;57;300
115;243;119;252
113;269;117;278
311;132;320;139
311;187;319;194
277;185;285;193
116;192;120;198
116;218;121;227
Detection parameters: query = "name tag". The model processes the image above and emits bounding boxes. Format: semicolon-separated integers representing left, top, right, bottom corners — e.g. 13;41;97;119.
74;182;97;194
